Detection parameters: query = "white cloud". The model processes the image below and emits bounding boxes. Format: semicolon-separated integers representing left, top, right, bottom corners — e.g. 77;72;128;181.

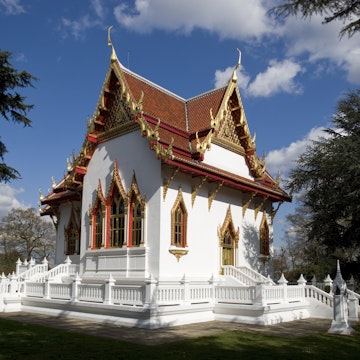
265;127;326;180
214;59;303;97
283;15;360;84
0;184;28;218
214;66;250;89
248;59;303;97
60;0;105;40
0;0;25;15
112;0;360;85
114;0;280;40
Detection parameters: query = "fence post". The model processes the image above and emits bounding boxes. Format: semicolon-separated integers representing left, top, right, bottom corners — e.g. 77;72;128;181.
324;274;333;293
71;273;82;302
278;273;288;303
254;282;266;306
181;274;191;306
9;272;19;295
42;257;49;272
348;292;359;322
144;274;157;308
104;273;115;305
297;274;307;301
15;259;22;276
44;278;50;299
64;256;72;276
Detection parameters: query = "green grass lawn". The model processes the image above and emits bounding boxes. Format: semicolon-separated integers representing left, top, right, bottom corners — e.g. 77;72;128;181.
0;318;359;360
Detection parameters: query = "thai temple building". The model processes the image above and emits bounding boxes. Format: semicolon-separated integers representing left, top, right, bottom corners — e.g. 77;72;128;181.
1;32;358;328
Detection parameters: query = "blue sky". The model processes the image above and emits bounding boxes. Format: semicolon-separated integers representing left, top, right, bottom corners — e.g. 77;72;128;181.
1;0;359;246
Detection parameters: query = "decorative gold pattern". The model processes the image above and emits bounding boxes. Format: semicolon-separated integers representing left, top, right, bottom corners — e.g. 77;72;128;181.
128;172;146;217
242;192;256;218
191;176;208;207
170;187;188;248
106;161;129;213
208;181;223;210
271;201;283;223
254;196;268;220
196;130;213;154
218;206;239;247
163;167;180;200
168;248;188;262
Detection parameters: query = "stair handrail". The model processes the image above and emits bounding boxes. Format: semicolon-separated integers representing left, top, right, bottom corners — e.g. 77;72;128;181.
223;265;272;286
305;285;333;308
18;263;48;281
237;265;274;284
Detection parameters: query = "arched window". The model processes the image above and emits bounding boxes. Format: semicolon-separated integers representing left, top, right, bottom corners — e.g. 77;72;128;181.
65;209;80;255
91;182;105;250
106;160;128;248
110;191;125;247
260;213;270;256
130;195;142;247
171;188;187;248
128;173;145;247
219;206;239;269
94;205;103;249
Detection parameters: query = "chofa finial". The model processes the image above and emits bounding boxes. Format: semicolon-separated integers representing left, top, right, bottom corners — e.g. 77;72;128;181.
232;48;242;82
107;26;117;63
236;48;242;69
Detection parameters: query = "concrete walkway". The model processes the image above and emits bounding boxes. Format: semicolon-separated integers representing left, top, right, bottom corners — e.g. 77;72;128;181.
0;312;334;346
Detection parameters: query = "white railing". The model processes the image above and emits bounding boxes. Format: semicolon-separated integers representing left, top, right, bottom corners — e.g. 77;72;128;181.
78;284;105;303
305;285;333;307
223;265;261;286
216;286;255;304
112;285;144;306
49;283;72;300
19;264;48;281
237;265;272;284
157;285;184;305
190;285;213;304
25;282;45;298
37;263;80;282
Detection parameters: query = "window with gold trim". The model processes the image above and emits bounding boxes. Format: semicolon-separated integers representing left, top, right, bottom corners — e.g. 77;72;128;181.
130;195;142;247
94;205;103;249
260;214;270;256
171;190;187;248
110;191;125;247
219;206;239;269
65;213;80;255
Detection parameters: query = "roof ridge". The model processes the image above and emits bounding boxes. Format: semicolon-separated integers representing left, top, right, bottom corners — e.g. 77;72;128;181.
119;62;186;102
186;86;228;103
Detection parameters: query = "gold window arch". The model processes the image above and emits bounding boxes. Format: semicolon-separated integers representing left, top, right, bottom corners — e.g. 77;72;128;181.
106;161;128;248
171;187;188;248
90;181;106;249
218;206;239;267
64;207;80;255
259;212;270;256
128;172;145;247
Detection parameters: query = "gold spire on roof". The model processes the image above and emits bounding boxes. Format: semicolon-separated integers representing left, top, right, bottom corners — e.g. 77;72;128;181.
107;26;118;63
232;48;242;82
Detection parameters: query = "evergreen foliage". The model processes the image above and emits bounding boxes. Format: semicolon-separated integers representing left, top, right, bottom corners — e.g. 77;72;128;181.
285;89;360;280
0;50;37;182
270;0;360;38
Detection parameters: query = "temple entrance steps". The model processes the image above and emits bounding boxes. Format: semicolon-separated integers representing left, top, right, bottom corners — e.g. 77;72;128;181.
222;265;275;286
16;257;79;283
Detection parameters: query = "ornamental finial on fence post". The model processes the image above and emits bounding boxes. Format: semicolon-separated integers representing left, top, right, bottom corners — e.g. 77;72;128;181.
328;260;355;335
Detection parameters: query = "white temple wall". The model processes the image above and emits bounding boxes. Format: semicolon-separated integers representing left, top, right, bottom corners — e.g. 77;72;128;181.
202;144;253;180
79;131;162;279
156;169;270;281
54;202;71;265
